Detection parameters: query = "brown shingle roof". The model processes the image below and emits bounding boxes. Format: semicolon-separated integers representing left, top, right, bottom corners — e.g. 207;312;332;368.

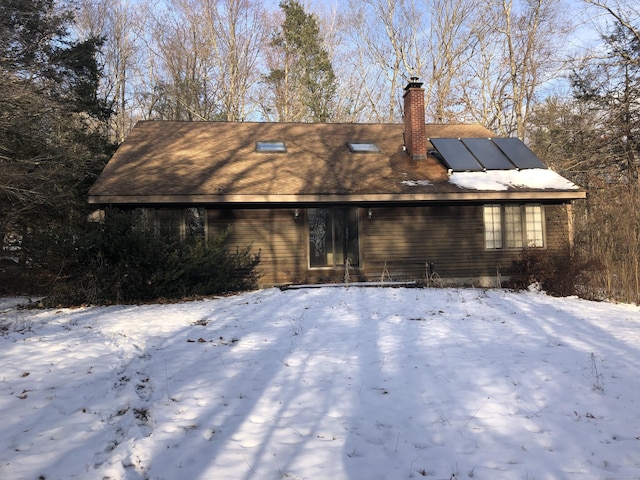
88;121;584;204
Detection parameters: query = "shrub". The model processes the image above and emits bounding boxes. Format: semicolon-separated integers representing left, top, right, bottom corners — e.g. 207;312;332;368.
39;209;260;306
505;249;600;298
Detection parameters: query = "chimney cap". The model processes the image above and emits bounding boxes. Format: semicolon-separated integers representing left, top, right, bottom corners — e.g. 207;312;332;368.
405;76;423;90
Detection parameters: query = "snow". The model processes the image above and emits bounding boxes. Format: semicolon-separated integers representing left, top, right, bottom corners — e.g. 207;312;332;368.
401;180;433;187
449;169;581;191
1;287;639;480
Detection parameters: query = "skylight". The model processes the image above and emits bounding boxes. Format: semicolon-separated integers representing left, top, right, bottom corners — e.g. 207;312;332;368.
347;142;380;153
256;141;287;153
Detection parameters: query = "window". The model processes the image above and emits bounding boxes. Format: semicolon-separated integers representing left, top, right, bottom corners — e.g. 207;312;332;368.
483;205;503;249
504;205;523;248
308;207;359;268
256;141;286;153
134;208;206;239
484;204;545;249
347;142;380;153
525;205;544;247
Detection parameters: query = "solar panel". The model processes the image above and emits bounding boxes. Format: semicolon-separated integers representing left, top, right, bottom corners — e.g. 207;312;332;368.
461;138;517;170
429;138;484;172
492;138;547;169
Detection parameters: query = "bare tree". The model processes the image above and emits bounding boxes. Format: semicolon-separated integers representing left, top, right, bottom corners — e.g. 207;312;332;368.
460;0;571;137
335;0;566;129
313;2;365;122
135;0;267;122
573;0;640;303
583;0;640;61
344;0;427;123
330;12;390;123
423;0;483;123
201;0;267;121
73;0;575;134
144;0;218;120
528;1;640;303
458;21;512;132
74;0;142;142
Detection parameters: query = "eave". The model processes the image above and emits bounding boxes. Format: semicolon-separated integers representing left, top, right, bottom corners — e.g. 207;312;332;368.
88;190;586;205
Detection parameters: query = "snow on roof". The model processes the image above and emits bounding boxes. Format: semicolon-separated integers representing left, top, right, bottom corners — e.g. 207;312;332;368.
448;168;581;191
401;179;433;187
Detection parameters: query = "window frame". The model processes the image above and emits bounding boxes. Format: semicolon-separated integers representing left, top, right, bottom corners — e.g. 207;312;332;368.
255;141;287;153
483;204;546;250
134;208;207;240
307;207;360;269
483;204;503;249
346;142;381;153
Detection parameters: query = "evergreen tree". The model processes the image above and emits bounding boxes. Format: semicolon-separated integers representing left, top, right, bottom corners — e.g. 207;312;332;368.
264;0;336;122
570;23;640;183
0;0;112;292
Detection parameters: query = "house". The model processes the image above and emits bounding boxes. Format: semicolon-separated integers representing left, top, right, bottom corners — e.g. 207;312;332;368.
88;78;586;287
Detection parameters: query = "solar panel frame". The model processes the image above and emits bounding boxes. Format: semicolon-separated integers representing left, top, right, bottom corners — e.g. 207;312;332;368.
492;138;547;169
429;138;484;172
461;138;517;170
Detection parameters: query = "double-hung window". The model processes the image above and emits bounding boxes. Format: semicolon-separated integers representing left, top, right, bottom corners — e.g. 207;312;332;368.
308;207;359;268
484;204;545;249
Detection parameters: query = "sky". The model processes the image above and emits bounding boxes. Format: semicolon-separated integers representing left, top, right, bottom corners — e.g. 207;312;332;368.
1;286;640;479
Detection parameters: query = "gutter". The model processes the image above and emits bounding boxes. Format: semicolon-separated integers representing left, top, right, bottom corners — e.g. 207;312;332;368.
88;190;586;205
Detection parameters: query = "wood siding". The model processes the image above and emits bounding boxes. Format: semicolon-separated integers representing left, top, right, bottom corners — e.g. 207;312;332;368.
208;204;573;287
362;203;572;285
208;209;306;285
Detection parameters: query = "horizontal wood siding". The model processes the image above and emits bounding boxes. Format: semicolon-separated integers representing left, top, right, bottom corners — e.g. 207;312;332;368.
362;205;484;281
207;203;573;286
208;209;305;285
544;204;572;254
362;204;572;284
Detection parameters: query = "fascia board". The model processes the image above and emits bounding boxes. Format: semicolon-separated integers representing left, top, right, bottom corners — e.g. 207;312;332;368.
89;190;587;205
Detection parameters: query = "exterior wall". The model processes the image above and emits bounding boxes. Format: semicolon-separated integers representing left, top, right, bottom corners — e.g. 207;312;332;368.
207;203;574;287
362;204;479;282
363;203;572;286
208;208;306;286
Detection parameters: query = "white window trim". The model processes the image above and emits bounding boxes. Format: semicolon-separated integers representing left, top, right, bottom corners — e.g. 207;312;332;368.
483;204;546;250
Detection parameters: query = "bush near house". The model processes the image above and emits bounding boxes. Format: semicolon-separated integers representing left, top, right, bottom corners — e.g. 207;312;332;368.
24;209;260;306
505;249;602;299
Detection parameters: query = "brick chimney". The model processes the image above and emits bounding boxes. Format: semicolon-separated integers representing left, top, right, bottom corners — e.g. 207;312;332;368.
403;77;427;161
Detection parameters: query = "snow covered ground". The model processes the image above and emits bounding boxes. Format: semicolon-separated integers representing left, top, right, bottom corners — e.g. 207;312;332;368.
1;286;639;480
